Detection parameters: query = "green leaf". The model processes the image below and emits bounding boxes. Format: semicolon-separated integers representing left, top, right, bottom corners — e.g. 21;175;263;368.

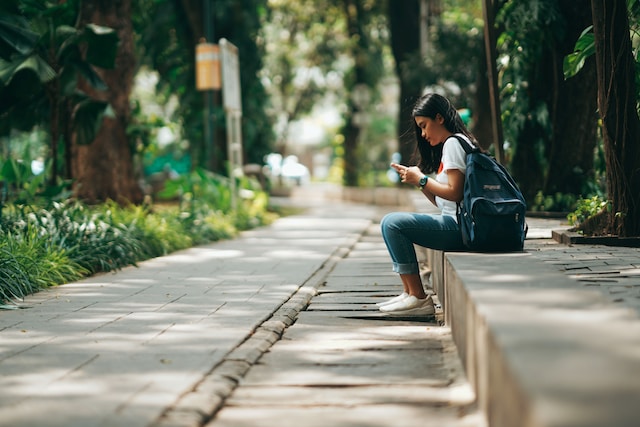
72;99;111;145
1;159;30;184
0;15;39;56
563;26;595;79
58;65;78;96
72;60;108;90
56;25;82;61
84;24;119;69
0;54;55;85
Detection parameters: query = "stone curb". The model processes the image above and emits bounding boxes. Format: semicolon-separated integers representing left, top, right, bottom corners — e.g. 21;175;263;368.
150;228;368;427
552;229;640;247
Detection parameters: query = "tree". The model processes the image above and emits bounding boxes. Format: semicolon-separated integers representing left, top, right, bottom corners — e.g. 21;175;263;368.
544;0;598;197
0;0;123;200
72;0;143;204
388;1;486;162
341;0;386;186
588;0;640;236
388;0;421;167
259;0;346;155
497;0;598;203
138;0;273;173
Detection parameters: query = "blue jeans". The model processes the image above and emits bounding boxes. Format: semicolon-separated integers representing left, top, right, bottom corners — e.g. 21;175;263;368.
380;212;465;275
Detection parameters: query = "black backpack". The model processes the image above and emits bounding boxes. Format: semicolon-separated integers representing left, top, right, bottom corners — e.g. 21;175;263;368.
453;135;527;252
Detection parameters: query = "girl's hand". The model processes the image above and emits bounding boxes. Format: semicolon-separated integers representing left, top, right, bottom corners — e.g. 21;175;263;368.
391;163;421;186
390;163;407;174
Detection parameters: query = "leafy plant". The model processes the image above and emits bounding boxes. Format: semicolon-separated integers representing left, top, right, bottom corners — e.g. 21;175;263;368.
563;26;595;79
0;157;72;212
0;176;275;306
0;225;86;304
0;1;120;190
530;191;578;213
567;195;611;227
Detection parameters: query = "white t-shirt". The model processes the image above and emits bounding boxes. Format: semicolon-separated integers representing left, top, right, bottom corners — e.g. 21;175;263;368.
435;134;471;218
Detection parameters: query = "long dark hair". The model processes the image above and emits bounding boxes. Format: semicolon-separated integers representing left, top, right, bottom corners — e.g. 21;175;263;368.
411;93;478;174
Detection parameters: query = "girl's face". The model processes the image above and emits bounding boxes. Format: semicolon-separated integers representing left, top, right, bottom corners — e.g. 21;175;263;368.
415;114;450;146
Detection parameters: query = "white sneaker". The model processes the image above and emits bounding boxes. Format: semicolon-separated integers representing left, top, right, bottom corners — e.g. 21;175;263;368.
379;295;435;316
376;292;409;307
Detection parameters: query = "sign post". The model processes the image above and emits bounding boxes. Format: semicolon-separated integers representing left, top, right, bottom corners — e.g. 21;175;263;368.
195;39;221;171
219;38;243;210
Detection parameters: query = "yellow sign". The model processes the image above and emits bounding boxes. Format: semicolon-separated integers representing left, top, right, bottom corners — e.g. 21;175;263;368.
195;43;221;90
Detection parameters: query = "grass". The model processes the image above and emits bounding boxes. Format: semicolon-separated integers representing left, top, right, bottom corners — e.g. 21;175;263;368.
0;187;277;307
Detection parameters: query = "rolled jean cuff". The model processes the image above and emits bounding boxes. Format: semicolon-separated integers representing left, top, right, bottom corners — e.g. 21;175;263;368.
393;262;419;275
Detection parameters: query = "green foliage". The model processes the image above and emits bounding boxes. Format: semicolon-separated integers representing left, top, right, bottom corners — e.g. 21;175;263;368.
0;180;274;306
134;0;274;171
0;2;119;143
567;195;611;227
0;226;86;304
529;191;578;213
159;167;232;210
158;167;273;241
417;10;484;109
0;0;122;201
564;1;640;114
0;156;72;207
497;0;563;146
259;0;348;150
563;26;595;79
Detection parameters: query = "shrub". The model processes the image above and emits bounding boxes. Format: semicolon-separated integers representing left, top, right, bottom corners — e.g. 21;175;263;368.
0;181;274;306
0;226;86;305
567;195;611;227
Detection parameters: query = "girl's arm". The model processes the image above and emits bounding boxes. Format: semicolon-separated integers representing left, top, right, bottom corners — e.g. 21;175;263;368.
425;169;464;202
394;163;464;204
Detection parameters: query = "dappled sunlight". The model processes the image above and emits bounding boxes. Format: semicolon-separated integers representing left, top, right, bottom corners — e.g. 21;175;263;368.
265;249;326;259
165;248;245;263
269;217;370;231
0;199;395;426
2;359;209;424
9;370;109;397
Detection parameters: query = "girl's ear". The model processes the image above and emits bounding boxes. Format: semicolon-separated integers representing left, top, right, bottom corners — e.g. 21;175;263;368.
435;113;445;124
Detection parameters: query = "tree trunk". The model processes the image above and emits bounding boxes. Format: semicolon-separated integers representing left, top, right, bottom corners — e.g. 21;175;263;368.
511;117;546;202
544;0;598;196
472;48;494;152
342;0;368;187
510;0;598;205
388;0;421;167
590;0;640;236
481;0;504;162
72;0;143;204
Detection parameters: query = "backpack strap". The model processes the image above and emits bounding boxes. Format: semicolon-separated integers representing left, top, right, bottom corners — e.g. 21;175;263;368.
451;134;478;155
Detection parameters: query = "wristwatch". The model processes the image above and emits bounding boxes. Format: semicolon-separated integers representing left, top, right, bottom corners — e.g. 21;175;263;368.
419;175;428;189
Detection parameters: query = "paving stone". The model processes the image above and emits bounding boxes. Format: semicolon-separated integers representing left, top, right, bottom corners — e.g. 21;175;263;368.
205;224;484;427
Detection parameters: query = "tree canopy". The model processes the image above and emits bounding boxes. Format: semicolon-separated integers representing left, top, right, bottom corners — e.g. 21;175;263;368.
0;0;638;236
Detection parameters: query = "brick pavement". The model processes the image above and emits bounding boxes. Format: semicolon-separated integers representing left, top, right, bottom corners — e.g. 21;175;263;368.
529;240;640;314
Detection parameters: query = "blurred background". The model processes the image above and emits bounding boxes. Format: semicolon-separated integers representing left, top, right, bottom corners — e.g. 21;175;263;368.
0;0;638;235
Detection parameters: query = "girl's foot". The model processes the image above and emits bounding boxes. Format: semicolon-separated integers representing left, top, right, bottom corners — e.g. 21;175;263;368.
376;292;409;307
379;295;435;316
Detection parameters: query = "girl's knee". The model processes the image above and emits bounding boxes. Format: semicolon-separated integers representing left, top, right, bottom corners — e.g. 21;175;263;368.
381;212;405;232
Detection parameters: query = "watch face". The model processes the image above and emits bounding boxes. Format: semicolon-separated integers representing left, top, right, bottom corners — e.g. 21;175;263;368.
420;176;427;186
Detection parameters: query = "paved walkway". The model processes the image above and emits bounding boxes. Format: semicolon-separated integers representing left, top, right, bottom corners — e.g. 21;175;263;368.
0;198;377;427
1;186;638;427
201;220;484;427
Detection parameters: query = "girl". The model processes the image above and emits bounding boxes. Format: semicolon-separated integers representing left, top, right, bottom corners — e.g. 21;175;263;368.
378;93;479;315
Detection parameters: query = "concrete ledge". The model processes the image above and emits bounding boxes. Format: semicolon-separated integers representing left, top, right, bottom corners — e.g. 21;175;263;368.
429;248;640;427
552;229;640;247
340;186;414;207
289;184;414;208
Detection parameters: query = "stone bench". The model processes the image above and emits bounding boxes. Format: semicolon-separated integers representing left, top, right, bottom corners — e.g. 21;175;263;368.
424;244;640;427
333;184;640;426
